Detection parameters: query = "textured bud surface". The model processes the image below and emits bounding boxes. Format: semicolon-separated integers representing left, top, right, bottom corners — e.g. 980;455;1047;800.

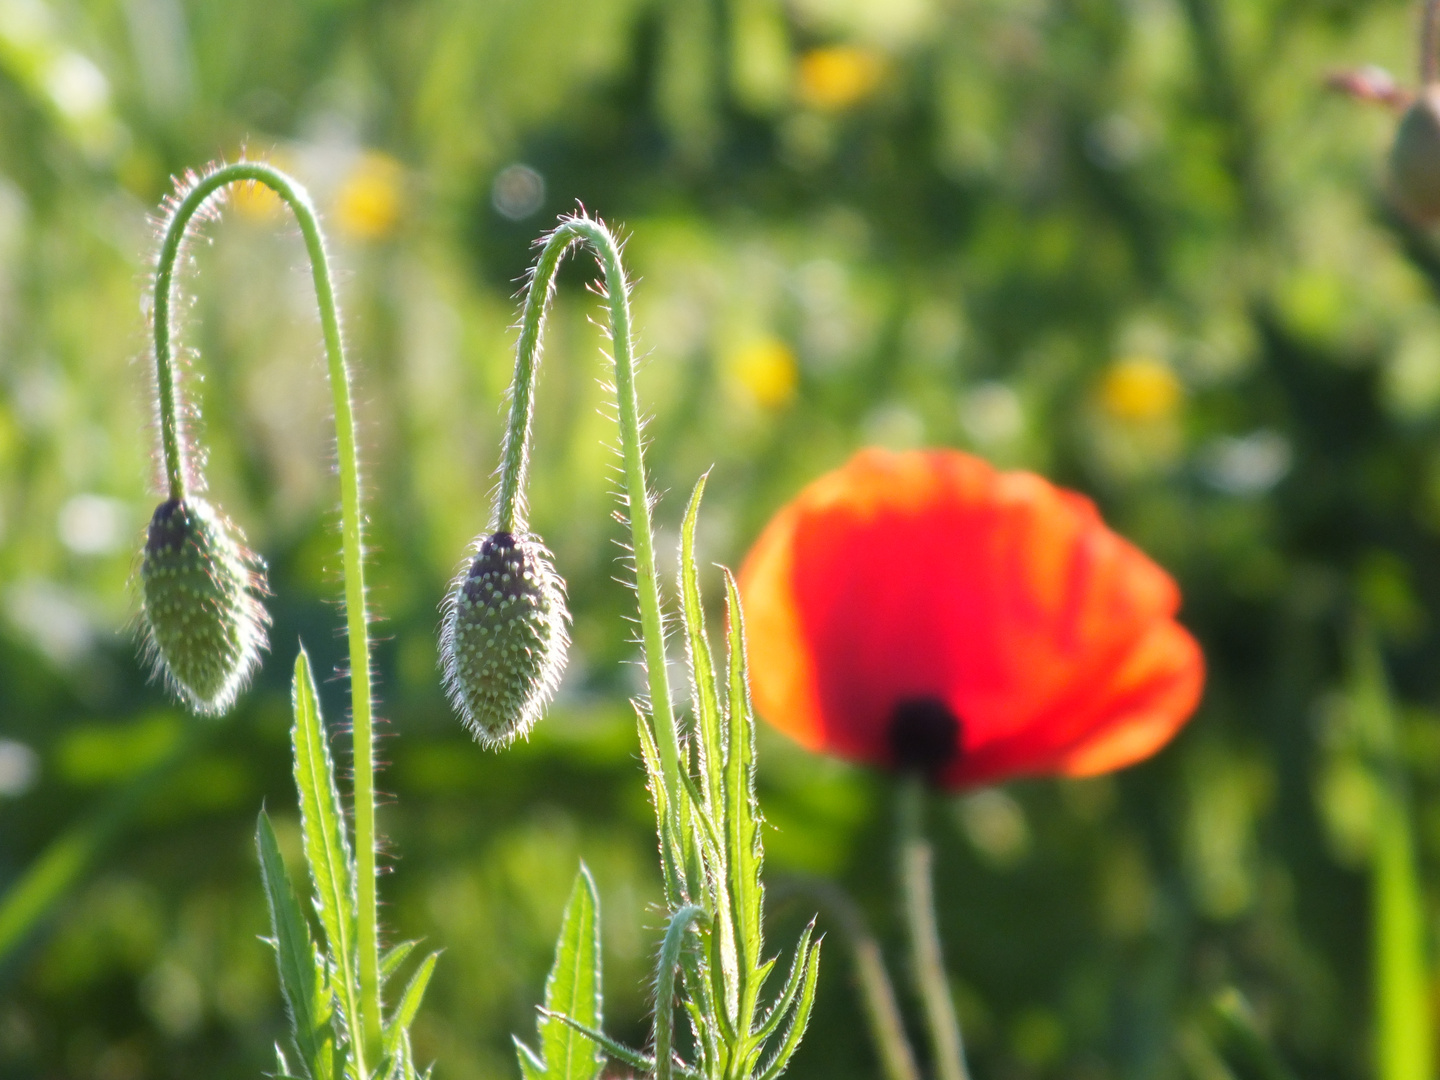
140;497;268;714
1391;87;1440;223
441;531;570;747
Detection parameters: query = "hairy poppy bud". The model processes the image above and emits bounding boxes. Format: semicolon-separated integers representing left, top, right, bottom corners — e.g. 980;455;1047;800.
440;531;569;747
1391;86;1440;223
140;497;268;714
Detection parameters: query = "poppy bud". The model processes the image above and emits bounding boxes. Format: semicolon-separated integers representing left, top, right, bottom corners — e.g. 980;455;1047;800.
1391;85;1440;223
440;531;570;747
140;497;268;714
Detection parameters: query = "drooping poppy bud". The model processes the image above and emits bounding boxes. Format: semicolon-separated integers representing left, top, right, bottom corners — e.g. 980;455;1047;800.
737;449;1204;789
140;497;269;714
1391;85;1440;223
440;531;570;747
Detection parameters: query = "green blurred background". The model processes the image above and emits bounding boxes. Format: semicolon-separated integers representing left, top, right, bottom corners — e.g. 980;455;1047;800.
0;0;1437;1076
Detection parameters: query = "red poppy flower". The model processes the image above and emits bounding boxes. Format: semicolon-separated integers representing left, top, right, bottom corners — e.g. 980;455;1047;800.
737;449;1204;789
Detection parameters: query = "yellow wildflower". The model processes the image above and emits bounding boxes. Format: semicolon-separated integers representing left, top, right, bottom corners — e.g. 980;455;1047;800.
335;152;403;240
730;337;799;409
796;46;884;112
1099;356;1182;422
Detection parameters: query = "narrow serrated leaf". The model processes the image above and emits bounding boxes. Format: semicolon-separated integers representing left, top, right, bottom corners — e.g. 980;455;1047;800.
757;939;822;1080
678;476;741;1027
679;474;726;826
534;864;605;1080
380;940;419;986
290;649;361;1041
723;570;765;1024
383;951;439;1059
257;811;335;1080
514;1035;546;1080
637;709;684;906
754;923;815;1049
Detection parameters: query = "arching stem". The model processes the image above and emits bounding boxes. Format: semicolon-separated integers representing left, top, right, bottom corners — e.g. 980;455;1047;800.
898;777;971;1080
151;161;382;1068
495;215;681;813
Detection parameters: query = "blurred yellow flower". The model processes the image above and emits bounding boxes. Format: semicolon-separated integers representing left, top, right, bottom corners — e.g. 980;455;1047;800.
796;46;884;111
730;337;799;408
335;153;403;240
1099;356;1181;422
232;178;283;221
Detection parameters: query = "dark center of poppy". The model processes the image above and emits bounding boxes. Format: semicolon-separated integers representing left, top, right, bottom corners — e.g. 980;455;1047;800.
888;697;962;783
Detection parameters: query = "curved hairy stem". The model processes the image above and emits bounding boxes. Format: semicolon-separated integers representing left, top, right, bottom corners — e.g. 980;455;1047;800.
151;161;381;1066
655;905;709;1080
495;214;681;815
897;778;970;1080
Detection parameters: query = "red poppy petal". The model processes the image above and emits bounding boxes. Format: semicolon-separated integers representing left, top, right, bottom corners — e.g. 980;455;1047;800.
738;492;826;752
738;448;1204;785
945;617;1204;785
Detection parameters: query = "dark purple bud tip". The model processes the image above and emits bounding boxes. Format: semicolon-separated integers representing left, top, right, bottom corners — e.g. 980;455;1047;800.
440;530;570;748
139;497;268;714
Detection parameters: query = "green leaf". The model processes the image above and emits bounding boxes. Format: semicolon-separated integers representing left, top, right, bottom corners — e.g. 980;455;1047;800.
256;811;336;1080
637;709;685;906
723;572;765;998
753;923;814;1047
679;473;726;828
380;940;419;987
290;648;361;1042
678;476;742;1028
514;1035;547;1080
383;951;439;1060
532;864;605;1080
757;938;821;1080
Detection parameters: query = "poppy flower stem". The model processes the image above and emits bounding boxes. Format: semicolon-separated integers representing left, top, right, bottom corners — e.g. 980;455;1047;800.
897;777;971;1080
152;161;383;1067
494;215;681;802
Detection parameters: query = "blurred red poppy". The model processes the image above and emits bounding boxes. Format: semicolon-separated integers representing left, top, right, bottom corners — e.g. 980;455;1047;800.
738;449;1204;789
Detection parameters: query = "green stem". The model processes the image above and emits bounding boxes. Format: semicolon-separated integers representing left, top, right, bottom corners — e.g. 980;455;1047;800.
897;778;970;1080
151;161;381;1069
495;214;681;811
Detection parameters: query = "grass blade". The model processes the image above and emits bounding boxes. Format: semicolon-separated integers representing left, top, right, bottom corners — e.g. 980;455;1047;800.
256;811;336;1080
290;648;361;1042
